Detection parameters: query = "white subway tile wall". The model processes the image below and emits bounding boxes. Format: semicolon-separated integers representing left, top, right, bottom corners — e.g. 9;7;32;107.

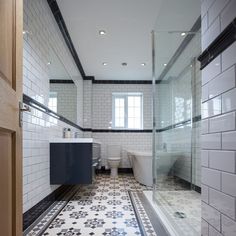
92;132;152;168
49;83;77;123
92;84;153;129
201;0;236;234
85;83;153;167
23;0;83;212
83;80;93;129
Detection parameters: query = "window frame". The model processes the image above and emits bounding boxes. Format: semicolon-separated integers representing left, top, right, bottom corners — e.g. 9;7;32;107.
112;92;143;130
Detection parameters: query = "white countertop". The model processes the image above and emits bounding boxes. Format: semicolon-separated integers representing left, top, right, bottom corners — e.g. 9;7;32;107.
50;138;101;144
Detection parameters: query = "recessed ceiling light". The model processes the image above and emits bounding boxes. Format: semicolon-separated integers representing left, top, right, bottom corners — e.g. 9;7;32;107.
102;62;108;66
122;62;127;66
47;62;51;65
99;30;106;35
164;63;167;66
141;63;146;66
181;32;186;36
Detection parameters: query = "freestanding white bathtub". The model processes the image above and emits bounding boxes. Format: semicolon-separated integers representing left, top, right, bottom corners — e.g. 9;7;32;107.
127;151;153;187
127;150;181;187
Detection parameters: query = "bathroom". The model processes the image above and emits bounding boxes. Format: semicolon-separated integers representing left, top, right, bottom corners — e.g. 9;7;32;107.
1;0;236;235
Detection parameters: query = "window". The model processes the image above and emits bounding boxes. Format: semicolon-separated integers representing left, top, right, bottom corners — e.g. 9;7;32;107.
112;93;143;129
48;92;57;112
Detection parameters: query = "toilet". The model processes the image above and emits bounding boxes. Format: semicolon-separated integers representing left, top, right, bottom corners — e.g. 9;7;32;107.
107;145;121;178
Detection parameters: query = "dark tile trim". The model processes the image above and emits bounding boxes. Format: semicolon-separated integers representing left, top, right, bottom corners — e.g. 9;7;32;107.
23;185;74;230
23;94;84;131
198;17;236;70
23;94;152;133
84;76;95;81
50;79;74;84
46;0;177;84
86;78;168;84
84;76;153;84
192;115;201;123
92;129;153;133
24;93;201;134
194;185;201;194
178;177;201;193
156;115;201;133
93;80;152;84
97;167;133;174
47;0;86;79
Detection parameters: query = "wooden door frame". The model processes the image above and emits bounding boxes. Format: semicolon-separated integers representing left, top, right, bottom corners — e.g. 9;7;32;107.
14;0;23;234
0;0;23;235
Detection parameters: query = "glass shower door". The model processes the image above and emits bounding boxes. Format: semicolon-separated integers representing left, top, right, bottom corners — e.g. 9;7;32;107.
152;30;201;235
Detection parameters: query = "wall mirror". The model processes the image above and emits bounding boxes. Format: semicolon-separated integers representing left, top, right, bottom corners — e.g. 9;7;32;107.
48;47;77;124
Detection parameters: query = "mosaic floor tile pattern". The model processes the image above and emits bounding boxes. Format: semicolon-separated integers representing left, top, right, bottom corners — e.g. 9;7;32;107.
27;174;155;236
24;187;79;236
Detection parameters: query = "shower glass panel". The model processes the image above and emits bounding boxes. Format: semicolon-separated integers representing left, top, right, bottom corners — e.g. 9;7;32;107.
152;30;201;235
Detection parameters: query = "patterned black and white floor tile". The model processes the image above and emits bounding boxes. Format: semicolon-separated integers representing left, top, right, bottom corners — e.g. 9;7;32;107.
24;186;80;236
129;192;157;236
25;174;154;236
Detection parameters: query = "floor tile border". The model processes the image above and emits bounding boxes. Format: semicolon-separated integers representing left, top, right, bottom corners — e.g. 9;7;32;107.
24;186;79;236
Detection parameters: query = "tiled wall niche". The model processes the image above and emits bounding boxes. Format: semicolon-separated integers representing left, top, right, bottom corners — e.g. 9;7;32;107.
23;0;83;212
201;0;236;235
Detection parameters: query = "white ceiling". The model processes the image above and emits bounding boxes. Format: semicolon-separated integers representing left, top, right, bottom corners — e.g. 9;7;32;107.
57;0;200;81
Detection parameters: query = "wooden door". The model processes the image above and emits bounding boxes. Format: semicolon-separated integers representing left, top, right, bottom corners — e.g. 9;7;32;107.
0;0;23;235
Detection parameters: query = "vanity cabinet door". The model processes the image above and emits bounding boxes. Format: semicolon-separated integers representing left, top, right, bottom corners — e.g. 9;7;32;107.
50;143;93;184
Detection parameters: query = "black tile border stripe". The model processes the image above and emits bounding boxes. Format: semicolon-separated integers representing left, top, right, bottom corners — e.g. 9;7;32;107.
93;80;152;84
92;129;153;133
85;77;168;84
23;185;74;230
47;0;157;85
50;77;168;85
23;94;84;131
24;93;201;134
156;115;201;133
50;79;74;84
47;0;86;79
97;167;133;174
198;17;236;70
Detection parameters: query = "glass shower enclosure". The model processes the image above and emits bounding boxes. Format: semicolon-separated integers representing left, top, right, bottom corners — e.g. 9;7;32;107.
152;28;201;235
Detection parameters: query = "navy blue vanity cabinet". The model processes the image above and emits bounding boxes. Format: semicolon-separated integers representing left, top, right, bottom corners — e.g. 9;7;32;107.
50;141;101;185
